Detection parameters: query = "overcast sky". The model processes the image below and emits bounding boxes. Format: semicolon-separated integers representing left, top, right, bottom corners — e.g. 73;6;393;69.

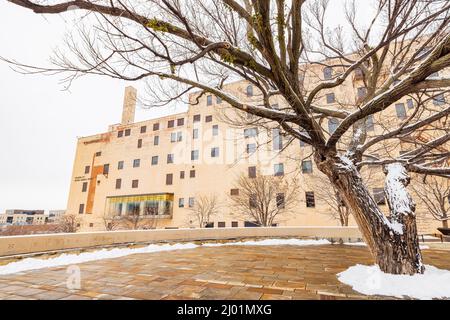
0;1;373;213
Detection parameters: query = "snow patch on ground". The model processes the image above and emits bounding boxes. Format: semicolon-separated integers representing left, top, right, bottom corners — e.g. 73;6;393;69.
0;238;330;275
338;264;450;300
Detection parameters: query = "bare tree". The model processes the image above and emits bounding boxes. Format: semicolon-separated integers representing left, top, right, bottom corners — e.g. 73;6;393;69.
101;212;122;231
188;194;219;228
119;211;158;230
230;173;299;227
411;175;450;229
4;0;450;274
57;213;81;233
306;172;351;226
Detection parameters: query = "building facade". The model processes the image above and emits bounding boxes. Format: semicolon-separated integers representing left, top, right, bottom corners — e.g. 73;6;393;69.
66;64;448;233
0;210;48;226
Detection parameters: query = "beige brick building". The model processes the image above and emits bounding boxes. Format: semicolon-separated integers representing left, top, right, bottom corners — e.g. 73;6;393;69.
66;62;447;233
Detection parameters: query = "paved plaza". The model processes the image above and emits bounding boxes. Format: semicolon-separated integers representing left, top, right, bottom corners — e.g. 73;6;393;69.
0;243;449;300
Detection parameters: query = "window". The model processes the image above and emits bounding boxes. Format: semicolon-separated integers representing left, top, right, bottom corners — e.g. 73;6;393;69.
137;139;142;148
216;96;222;104
79;204;85;214
95;151;102;157
205;222;214;228
244;127;258;138
406;99;414;109
433;94;446;106
177;118;184;126
189;197;195;208
103;164;110;175
395;103;407;119
154;136;159;145
302;160;313;174
193;114;201;122
249;194;257;208
305;192;315;208
323;67;333;80
274;163;284;176
166;173;173;185
151;156;158;166
168;120;175;128
328;118;339;134
167;154;174;164
246;143;256;154
193;128;199;140
246;85;253;97
276;193;285;209
89;223;94;228
207;95;213;106
373;188;386;205
357;87;367;99
132;180;139;188
189;170;196;178
230;189;239;196
205;115;213;122
326;93;335;104
140;126;147;134
366;115;374;131
115;179;122;190
84;166;90;174
212;125;219;136
354;67;363;78
125;129;131;136
180;171;185;179
218;222;226;228
153;123;160;131
82;182;88;192
117;130;123;138
248;166;256;178
179;198;184;208
170;132;177;143
133;159;140;168
273;128;283;150
177;132;182;141
118;161;124;170
191;150;199;161
231;221;238;227
211;147;219;158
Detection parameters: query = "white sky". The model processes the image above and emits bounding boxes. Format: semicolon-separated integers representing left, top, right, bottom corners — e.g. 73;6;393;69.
0;1;372;213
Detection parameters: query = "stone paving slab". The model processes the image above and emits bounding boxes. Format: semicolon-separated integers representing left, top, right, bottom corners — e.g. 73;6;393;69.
0;244;449;300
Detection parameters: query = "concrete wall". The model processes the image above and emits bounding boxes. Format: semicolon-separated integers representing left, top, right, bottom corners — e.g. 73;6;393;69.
0;226;362;257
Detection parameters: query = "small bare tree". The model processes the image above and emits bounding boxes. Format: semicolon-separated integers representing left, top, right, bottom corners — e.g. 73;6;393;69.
58;213;81;233
230;173;299;227
101;212;121;231
188;194;219;228
411;176;450;229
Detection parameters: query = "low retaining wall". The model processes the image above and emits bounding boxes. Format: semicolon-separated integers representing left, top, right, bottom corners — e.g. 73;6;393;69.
0;226;362;257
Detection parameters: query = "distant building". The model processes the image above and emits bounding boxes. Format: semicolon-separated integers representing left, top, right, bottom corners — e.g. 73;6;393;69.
48;210;66;223
0;209;48;226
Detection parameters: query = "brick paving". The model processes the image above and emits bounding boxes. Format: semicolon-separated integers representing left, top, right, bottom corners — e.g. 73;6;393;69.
0;244;449;300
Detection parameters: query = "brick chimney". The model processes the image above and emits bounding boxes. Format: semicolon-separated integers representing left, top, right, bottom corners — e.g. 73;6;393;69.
121;86;137;125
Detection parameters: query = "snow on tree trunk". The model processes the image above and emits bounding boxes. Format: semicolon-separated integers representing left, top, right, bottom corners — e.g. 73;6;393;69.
315;153;424;275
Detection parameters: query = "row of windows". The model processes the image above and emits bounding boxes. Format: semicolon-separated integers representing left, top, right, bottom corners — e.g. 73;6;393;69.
246;161;313;179
116;115;215;139
205;85;254;106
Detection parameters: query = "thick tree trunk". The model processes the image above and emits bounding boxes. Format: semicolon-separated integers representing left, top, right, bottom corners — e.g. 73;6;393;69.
315;153;424;275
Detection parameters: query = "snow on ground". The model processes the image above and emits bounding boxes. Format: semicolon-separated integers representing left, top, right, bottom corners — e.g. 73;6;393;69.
338;264;450;300
0;238;330;275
